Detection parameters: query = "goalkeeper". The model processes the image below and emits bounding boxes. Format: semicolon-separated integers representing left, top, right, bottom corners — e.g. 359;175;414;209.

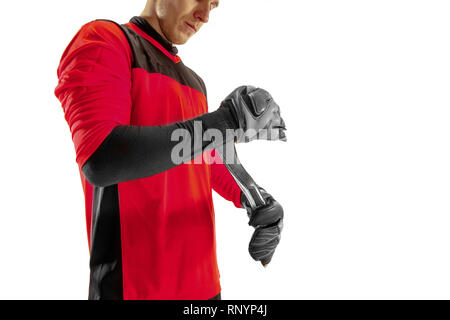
55;0;286;300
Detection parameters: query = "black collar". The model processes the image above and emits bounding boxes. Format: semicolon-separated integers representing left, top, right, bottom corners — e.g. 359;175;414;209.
130;16;179;56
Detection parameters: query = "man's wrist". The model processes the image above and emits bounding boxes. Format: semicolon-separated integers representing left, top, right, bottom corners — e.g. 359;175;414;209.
200;107;239;134
220;100;240;130
216;105;240;131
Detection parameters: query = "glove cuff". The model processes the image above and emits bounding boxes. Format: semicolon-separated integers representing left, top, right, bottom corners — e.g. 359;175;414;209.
240;190;248;209
219;99;241;131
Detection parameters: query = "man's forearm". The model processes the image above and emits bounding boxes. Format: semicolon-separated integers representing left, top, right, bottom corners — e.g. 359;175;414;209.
82;107;238;187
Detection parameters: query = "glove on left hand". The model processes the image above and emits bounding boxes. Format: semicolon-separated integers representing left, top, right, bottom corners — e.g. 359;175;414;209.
241;187;284;266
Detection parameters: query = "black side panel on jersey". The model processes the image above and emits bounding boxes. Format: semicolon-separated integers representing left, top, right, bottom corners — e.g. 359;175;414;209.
88;184;123;300
79;18;128;301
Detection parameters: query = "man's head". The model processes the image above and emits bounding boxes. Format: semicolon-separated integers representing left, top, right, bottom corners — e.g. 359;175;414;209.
141;0;219;45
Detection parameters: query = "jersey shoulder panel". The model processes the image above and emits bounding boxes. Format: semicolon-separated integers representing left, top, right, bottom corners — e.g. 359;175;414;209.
56;19;133;79
80;19;128;46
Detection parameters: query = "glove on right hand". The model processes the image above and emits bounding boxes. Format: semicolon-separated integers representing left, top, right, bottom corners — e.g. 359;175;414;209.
220;85;287;143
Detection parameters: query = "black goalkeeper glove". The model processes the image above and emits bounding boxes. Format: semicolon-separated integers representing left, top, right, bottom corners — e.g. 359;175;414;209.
241;187;284;266
219;85;287;143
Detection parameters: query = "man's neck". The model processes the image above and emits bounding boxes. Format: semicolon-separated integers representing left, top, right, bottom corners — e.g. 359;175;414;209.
130;16;179;56
139;15;171;44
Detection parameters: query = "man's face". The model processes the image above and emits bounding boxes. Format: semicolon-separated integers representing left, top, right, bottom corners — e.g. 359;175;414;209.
155;0;219;44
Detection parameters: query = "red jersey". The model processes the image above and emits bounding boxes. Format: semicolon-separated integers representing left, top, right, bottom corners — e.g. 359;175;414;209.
54;17;242;300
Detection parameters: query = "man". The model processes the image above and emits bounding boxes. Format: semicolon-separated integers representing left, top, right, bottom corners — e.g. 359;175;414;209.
54;0;286;300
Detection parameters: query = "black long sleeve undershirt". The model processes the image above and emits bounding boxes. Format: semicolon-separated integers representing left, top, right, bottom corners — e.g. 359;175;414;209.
81;107;239;187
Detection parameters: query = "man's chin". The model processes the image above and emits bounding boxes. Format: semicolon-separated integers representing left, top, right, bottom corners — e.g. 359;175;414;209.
172;36;190;45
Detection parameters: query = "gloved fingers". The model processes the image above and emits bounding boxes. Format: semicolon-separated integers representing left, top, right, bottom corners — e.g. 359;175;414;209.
277;116;287;141
258;122;282;141
249;247;276;263
266;114;287;142
271;100;281;115
253;228;280;245
272;113;286;130
279;127;287;142
249;225;281;250
248;226;281;262
277;217;284;233
279;116;286;130
260;253;275;266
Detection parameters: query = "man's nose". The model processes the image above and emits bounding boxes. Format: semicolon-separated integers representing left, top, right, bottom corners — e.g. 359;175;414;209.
194;2;211;23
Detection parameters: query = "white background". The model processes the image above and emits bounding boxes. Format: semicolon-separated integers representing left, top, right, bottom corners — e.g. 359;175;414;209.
0;0;449;299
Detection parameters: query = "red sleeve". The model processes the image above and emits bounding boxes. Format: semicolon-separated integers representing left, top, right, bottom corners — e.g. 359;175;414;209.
54;20;133;168
209;149;243;209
